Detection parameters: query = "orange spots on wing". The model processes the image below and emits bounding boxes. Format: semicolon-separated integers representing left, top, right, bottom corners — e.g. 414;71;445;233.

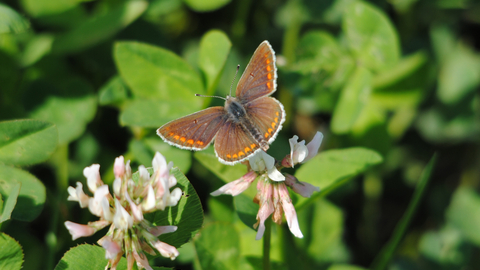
267;66;271;71
265;132;269;138
227;154;232;158
251;144;256;149
271;122;276;128
276;112;279;116
245;147;251;153
196;140;204;146
169;132;174;136
267;82;271;89
174;135;180;140
232;154;238;159
238;151;245;157
180;137;186;142
187;139;194;144
267;73;272;80
274;117;278;123
264;53;268;58
268;128;273;134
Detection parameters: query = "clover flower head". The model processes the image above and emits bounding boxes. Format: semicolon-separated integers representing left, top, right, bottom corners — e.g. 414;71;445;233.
65;152;182;270
211;132;324;239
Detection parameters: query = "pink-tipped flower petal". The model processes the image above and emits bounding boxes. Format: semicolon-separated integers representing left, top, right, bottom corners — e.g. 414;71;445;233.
113;156;125;179
303;131;323;163
149;225;177;237
278;183;303;238
67;182;90;208
211;171;257;196
84;164;102;193
153;241;180;260
64;221;96;240
285;174;320;198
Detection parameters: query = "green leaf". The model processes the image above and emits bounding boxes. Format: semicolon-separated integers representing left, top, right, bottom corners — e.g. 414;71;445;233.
54;244;127;270
21;0;80;17
115;41;204;125
295;31;342;74
0;233;23;270
327;265;368;270
234;194;258;230
115;41;204;100
371;154;437;270
331;66;372;134
446;187;480;246
51;1;148;54
120;99;197;128
437;44;480;104
419;225;465;265
25;79;97;145
298;199;349;263
153;168;204;248
0;181;20;223
20;34;54;67
0;119;58;166
183;0;232;12
295;147;383;209
198;30;232;95
343;1;400;71
194;151;247;183
372;51;428;89
98;76;129;106
193;222;240;270
0;165;46;222
0;3;30;34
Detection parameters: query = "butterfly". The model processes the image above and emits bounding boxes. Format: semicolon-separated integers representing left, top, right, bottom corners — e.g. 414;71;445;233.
157;40;285;165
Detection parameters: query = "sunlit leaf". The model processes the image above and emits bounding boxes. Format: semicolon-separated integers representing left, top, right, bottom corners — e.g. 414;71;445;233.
0;233;23;270
184;0;232;12
0;3;30;34
331;66;372;134
437;44;480;104
53;244;127;270
446;187;480;246
193;222;240;270
198;30;232;95
0;119;58;166
0;181;20;223
0;165;46;222
98;76;129;106
51;1;148;54
153;168;204;248
343;1;400;71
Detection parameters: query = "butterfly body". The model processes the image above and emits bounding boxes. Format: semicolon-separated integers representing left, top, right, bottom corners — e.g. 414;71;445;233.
224;96;269;151
157;41;285;165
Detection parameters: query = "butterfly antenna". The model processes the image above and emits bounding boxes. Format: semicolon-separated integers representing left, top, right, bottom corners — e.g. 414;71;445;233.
229;64;240;97
195;94;227;101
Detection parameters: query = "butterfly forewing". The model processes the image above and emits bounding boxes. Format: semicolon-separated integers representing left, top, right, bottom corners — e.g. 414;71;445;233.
214;121;261;164
236;41;277;101
245;96;285;144
157;107;227;150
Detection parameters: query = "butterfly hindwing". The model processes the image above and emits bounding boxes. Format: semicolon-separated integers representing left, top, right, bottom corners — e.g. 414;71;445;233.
245;96;285;144
157;107;227;150
214;121;261;165
236;41;277;101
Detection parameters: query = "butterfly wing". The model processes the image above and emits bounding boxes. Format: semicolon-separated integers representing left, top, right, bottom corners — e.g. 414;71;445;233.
157;107;227;150
235;41;277;101
245;96;285;144
214;121;262;165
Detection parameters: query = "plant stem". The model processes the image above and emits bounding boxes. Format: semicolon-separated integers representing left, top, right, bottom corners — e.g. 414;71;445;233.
370;154;437;270
263;218;272;270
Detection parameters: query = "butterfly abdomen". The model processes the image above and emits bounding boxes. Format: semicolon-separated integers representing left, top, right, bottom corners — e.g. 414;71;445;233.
225;98;269;151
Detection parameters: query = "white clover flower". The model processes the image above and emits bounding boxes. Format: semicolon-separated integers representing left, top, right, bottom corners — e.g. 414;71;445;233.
65;152;182;270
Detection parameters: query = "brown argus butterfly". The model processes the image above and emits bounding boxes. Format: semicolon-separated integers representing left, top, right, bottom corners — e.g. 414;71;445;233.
157;41;285;165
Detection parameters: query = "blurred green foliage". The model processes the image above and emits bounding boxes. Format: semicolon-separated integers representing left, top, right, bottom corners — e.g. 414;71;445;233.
0;0;479;269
